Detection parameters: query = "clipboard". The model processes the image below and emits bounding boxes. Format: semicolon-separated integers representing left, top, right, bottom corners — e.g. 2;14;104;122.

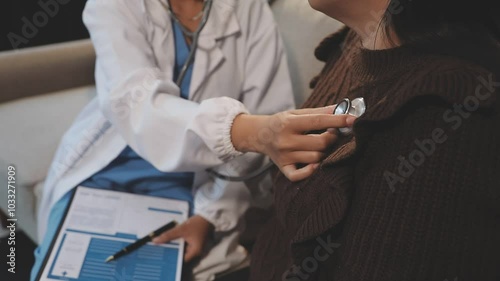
36;186;189;281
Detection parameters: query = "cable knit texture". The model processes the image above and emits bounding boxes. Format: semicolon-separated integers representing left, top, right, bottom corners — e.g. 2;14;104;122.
250;27;500;281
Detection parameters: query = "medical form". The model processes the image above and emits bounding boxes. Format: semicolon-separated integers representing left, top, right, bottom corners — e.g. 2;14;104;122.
37;186;189;281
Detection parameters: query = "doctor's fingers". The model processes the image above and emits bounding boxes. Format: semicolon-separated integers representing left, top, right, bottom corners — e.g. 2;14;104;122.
290;105;336;115
152;225;183;244
280;131;339;152
184;242;203;262
276;151;326;166
281;163;319;182
289;114;355;132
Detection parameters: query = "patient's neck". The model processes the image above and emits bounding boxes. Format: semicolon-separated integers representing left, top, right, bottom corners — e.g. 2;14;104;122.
356;26;401;50
343;15;401;50
320;2;401;50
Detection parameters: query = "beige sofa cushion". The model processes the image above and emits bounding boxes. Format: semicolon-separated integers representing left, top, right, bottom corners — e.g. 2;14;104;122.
272;0;343;104
0;86;95;241
0;86;96;184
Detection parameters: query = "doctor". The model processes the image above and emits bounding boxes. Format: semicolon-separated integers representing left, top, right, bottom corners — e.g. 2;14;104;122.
32;0;353;280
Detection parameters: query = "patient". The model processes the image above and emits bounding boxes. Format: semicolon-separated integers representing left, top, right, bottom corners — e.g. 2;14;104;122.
250;0;500;280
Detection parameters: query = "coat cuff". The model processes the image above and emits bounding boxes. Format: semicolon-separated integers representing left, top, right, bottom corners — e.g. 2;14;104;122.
198;97;249;162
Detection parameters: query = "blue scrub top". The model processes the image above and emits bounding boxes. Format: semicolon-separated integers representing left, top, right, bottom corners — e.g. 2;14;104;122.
80;20;196;212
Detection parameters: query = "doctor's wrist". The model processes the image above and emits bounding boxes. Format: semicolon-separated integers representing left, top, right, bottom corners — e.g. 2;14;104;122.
231;114;267;153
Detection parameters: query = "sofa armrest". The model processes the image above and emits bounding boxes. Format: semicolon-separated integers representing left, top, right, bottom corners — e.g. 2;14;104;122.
0;39;95;104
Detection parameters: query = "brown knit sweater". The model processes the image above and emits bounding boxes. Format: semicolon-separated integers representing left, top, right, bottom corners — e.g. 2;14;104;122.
249;27;500;281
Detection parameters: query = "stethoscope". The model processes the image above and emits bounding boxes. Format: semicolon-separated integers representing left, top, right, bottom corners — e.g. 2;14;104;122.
162;0;214;86
161;1;367;181
333;97;366;135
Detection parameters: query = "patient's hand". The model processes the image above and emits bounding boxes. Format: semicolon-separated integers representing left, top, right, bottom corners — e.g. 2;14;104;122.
152;215;214;262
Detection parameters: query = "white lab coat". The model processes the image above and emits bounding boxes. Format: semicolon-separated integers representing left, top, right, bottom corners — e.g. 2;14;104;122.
37;0;294;279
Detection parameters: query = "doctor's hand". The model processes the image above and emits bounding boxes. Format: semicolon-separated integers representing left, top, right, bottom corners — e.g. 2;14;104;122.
231;106;356;182
152;215;213;262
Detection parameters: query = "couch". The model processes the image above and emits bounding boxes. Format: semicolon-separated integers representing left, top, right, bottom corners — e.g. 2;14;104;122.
0;0;342;248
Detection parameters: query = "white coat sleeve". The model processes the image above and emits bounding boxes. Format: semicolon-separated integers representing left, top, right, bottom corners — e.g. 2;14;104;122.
194;0;295;231
82;0;247;172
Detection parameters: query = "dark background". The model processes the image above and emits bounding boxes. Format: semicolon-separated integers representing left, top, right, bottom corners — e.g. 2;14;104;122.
0;0;90;52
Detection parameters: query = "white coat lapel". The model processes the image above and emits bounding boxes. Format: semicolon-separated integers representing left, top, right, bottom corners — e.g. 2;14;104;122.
143;0;241;97
143;0;175;77
190;0;241;98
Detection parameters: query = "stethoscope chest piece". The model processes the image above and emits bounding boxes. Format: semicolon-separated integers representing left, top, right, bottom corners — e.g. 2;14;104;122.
333;97;366;135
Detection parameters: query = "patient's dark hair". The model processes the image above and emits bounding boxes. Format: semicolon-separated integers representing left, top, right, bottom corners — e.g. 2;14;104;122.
383;0;500;45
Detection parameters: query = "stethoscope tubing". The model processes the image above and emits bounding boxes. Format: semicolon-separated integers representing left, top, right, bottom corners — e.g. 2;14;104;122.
206;161;275;182
168;0;213;86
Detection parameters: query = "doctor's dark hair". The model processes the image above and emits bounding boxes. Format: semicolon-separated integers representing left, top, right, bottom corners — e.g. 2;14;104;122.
383;0;500;45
